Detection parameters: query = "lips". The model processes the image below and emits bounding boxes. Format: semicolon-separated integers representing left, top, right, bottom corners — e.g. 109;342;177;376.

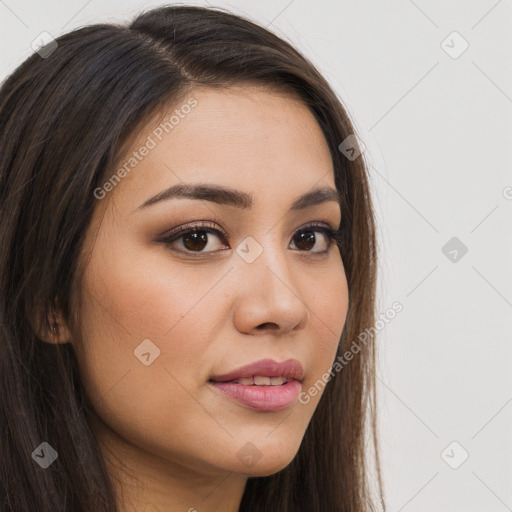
209;358;305;384
208;359;304;412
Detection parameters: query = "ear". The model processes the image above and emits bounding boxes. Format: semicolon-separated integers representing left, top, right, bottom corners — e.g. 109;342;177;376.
33;309;73;345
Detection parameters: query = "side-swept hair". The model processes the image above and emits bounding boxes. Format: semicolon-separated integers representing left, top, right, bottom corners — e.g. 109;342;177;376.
0;5;383;511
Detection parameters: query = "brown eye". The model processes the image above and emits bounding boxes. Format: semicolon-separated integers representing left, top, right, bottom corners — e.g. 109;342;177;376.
181;231;209;251
293;231;316;250
159;223;229;255
290;228;334;253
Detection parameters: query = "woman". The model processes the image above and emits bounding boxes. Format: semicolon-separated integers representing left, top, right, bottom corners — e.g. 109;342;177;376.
0;4;384;511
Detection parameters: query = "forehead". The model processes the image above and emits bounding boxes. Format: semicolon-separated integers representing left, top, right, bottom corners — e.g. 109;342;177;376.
106;85;337;213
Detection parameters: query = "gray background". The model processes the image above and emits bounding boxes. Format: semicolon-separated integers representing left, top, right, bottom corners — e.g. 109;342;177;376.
1;1;511;510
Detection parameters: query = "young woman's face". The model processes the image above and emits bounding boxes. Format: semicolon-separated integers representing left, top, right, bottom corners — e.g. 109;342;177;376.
75;85;349;486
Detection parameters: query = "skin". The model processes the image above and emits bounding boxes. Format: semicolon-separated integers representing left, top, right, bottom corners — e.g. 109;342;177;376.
50;85;349;512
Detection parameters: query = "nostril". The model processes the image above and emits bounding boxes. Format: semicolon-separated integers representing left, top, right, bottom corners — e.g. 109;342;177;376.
256;322;279;330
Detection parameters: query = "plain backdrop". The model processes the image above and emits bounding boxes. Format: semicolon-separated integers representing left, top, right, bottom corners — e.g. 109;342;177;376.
1;1;511;511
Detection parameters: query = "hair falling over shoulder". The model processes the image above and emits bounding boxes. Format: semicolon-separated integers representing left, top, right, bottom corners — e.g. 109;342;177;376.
0;5;384;511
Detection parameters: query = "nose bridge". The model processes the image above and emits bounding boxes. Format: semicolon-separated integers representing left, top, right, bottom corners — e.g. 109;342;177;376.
231;231;309;332
236;231;292;288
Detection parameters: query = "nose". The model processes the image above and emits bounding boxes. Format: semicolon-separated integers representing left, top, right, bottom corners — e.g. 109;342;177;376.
231;237;310;336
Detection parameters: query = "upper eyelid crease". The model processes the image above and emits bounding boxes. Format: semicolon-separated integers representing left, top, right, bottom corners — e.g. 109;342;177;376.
133;183;342;213
158;219;339;240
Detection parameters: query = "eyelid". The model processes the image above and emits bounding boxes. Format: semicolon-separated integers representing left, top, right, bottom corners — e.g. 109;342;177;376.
158;219;339;240
157;219;226;241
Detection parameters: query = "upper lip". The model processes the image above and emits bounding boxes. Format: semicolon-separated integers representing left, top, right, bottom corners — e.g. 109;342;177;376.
209;358;305;383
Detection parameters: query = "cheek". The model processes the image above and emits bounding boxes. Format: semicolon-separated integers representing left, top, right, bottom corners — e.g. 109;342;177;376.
86;235;228;333
303;259;349;387
74;248;234;464
75;243;229;401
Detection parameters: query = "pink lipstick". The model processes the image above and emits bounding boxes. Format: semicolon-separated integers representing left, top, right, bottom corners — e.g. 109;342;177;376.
208;358;304;412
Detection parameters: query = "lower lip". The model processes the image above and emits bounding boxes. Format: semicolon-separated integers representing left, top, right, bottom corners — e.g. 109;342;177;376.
209;380;302;411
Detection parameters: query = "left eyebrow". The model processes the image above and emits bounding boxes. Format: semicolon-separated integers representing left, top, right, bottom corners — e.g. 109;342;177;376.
134;183;342;212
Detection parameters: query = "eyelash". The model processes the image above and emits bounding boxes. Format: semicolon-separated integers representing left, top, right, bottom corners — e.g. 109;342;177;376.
157;220;344;257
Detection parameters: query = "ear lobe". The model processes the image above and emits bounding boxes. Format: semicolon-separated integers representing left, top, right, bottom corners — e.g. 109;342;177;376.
33;309;72;345
47;317;72;344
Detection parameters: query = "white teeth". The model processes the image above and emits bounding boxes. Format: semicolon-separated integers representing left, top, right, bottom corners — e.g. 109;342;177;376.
233;376;289;386
254;376;271;385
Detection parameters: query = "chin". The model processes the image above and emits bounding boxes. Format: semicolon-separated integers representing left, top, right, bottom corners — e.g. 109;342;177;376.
230;438;302;477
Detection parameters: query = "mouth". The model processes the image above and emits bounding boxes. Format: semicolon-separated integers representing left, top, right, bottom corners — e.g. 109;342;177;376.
208;358;304;411
211;376;291;386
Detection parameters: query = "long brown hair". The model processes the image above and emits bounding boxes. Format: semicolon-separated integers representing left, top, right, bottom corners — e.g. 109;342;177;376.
0;5;384;511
